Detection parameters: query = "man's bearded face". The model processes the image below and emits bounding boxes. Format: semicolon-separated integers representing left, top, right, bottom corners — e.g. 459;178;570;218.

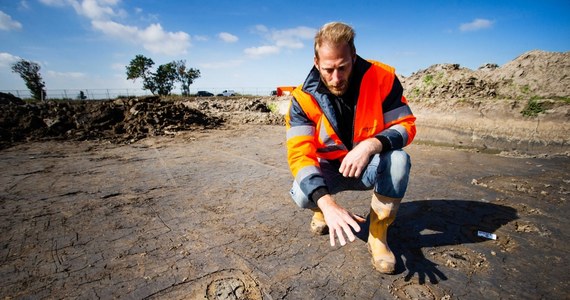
314;42;355;96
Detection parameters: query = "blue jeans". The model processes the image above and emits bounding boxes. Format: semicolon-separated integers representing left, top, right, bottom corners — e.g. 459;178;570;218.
289;150;411;209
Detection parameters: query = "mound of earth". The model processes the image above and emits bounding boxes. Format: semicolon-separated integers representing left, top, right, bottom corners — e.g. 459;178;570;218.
0;94;282;149
0;95;216;147
401;50;570;100
400;50;569;156
0;92;25;105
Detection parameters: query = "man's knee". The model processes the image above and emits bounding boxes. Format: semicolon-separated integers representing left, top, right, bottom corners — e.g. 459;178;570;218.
387;150;411;180
375;150;411;198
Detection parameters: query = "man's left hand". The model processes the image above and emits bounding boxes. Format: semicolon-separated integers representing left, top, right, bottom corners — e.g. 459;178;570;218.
339;138;382;177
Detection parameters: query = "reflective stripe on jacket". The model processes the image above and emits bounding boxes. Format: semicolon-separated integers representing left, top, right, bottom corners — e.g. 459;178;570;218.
285;56;416;201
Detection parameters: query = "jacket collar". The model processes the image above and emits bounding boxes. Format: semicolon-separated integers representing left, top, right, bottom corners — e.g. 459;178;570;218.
301;55;371;135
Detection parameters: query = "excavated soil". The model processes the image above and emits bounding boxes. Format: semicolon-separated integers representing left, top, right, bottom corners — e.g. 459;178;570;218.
400;50;570;156
1;50;569;299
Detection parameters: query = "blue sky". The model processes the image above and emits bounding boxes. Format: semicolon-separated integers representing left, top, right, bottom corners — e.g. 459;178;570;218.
1;0;569;95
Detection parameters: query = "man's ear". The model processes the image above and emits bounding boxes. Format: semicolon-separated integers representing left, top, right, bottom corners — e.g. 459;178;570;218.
314;56;319;70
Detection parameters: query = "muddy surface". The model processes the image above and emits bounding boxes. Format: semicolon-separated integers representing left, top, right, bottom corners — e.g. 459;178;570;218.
1;125;568;299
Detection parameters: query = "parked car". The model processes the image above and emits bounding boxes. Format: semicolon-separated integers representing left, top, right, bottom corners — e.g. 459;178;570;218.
196;91;214;97
217;90;236;97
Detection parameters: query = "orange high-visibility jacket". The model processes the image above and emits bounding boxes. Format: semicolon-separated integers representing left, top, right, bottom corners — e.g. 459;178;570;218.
285;56;416;202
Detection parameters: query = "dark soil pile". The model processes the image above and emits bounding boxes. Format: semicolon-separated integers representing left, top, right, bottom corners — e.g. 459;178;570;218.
0;93;284;149
0;92;25;105
0;95;224;148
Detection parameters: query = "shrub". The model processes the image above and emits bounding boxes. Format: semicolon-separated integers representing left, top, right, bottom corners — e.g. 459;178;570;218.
521;98;545;117
422;74;434;85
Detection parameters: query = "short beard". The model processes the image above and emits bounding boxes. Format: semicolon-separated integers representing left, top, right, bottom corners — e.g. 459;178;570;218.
320;76;348;96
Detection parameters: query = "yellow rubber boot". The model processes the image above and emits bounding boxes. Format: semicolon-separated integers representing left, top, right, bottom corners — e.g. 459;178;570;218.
310;208;328;235
368;193;401;274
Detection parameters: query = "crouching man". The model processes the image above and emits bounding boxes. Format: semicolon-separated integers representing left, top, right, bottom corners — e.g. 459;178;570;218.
285;22;416;274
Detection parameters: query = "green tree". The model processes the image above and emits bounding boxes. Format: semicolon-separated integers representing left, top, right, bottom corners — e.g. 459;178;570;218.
11;59;46;101
153;62;178;96
126;55;157;94
173;60;201;96
126;55;201;96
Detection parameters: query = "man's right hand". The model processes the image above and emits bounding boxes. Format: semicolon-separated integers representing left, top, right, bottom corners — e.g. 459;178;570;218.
317;194;366;247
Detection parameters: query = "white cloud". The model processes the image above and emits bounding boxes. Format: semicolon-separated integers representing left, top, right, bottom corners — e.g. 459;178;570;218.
73;0;117;19
40;0;190;56
253;24;268;33
244;45;280;58
247;25;316;57
218;32;238;43
0;52;22;67
92;20;190;55
38;0;67;6
0;11;23;31
138;24;190;55
41;0;123;19
270;26;315;49
459;18;494;32
19;1;30;10
193;35;209;41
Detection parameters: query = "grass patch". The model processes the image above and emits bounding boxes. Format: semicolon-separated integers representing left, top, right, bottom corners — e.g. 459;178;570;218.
552;96;570;103
422;74;434;85
521;98;545;117
267;102;279;114
409;87;421;99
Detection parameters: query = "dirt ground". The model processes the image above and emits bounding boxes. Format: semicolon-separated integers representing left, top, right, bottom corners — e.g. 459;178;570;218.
1;124;568;299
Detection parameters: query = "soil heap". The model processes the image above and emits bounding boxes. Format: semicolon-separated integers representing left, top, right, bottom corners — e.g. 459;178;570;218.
400;50;569;156
0;95;280;149
401;50;570;100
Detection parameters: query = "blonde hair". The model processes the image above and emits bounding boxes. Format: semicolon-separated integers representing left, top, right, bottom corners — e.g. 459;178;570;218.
314;22;356;58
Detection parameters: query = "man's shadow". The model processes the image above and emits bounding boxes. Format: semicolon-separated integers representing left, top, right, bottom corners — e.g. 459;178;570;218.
354;199;518;284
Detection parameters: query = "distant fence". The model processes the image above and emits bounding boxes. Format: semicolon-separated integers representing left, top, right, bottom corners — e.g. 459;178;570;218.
1;87;277;100
1;89;150;100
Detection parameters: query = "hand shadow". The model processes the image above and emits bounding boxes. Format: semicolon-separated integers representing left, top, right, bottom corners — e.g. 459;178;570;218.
354;199;518;284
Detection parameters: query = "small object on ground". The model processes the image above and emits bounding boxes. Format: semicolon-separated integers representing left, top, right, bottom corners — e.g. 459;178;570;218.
477;230;497;240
